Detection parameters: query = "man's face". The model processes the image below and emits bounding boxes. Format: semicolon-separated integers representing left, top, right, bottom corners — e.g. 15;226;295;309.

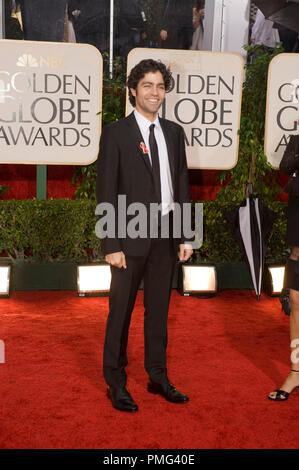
130;71;166;121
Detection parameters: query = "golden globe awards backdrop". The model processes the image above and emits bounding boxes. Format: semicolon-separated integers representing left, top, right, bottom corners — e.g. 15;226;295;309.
265;53;299;169
0;40;102;165
127;49;244;169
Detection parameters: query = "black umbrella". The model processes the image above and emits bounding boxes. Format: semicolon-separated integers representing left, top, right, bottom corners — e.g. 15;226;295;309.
253;1;299;34
225;196;276;300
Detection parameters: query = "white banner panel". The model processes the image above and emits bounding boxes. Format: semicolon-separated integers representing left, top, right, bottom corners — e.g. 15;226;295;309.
0;40;102;165
265;53;299;169
127;48;244;169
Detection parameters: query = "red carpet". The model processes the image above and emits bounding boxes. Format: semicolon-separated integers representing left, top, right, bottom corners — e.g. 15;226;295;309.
0;289;298;449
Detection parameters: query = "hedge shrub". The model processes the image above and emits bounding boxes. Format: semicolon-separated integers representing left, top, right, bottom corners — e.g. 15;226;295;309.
0;199;101;262
0;198;288;264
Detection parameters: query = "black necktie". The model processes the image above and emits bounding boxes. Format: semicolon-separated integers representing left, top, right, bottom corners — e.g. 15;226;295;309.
149;124;161;204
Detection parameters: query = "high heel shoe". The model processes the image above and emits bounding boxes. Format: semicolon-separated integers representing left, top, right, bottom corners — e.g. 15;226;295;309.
268;370;299;401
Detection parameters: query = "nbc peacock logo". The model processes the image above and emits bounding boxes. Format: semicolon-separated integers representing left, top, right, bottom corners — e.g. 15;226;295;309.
16;53;66;69
16;53;39;67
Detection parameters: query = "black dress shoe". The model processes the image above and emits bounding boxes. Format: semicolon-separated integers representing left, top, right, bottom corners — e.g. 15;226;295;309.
107;386;138;412
147;379;189;403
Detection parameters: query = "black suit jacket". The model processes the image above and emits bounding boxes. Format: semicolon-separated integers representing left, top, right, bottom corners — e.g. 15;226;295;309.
68;0;110;37
96;112;191;257
119;0;145;33
279;134;299;174
161;0;193;30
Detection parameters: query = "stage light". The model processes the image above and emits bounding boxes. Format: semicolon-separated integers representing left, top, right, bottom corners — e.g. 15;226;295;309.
0;264;11;298
178;264;217;297
264;264;285;296
77;264;111;296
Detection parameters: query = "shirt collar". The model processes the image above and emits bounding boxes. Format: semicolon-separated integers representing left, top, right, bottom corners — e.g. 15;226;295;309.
134;109;161;132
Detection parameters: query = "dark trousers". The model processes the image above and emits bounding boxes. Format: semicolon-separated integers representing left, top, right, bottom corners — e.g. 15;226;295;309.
103;229;177;388
120;29;142;58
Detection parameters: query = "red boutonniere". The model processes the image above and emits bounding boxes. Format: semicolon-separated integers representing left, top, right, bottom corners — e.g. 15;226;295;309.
140;142;149;154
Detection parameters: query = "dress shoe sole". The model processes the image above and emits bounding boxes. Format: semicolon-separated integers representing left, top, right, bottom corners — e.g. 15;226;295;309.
147;383;189;403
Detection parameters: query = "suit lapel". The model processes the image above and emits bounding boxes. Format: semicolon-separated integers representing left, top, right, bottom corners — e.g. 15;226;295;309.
125;112;176;187
125;112;153;175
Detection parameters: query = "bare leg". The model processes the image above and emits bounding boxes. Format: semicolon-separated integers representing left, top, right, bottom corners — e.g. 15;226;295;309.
269;247;299;400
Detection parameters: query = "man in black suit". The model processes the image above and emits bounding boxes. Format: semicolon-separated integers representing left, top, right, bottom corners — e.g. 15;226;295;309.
160;0;194;49
119;0;147;58
96;59;193;412
68;0;110;54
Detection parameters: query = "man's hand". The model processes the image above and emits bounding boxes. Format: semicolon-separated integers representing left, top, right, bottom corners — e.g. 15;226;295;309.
160;29;168;40
105;251;127;269
178;244;193;262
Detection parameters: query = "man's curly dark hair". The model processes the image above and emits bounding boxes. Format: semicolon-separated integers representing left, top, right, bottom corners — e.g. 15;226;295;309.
127;59;172;107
